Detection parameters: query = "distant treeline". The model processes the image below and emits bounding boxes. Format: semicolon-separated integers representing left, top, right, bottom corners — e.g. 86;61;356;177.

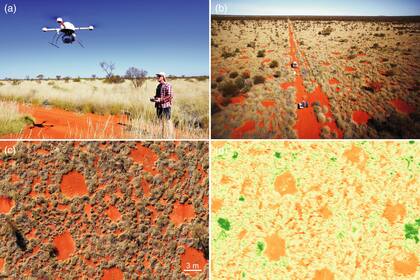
212;15;420;23
0;75;209;81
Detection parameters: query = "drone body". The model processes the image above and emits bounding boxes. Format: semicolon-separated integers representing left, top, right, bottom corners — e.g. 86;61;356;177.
42;17;94;48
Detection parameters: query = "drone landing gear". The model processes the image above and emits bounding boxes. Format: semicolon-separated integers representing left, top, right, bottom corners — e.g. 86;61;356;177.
49;42;59;48
77;39;85;48
49;32;63;48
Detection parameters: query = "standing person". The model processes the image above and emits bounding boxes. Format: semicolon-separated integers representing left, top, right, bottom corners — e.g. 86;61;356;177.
152;72;174;138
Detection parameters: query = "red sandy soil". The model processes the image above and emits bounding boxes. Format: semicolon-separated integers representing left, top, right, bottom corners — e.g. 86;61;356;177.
328;78;340;85
261;100;276;108
0;141;17;150
280;81;294;90
170;202;196;226
389;99;415;114
181;246;208;277
106;206;122;221
352;111;371;125
345;66;356;73
231;120;256;138
1;104;126;139
60;171;88;198
0;196;14;213
288;22;343;139
101;267;123;280
0;258;4;272
53;231;75;260
230;95;247;105
130;143;158;175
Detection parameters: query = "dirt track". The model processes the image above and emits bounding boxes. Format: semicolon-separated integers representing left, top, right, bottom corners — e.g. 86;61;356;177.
287;21;343;139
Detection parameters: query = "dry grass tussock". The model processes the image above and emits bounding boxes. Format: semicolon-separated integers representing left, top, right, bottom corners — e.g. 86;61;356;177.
0;101;33;135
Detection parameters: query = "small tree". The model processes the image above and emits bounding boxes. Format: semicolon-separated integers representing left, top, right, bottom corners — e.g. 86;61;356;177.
99;61;115;78
91;74;96;80
56;75;61;80
125;67;148;88
36;74;44;80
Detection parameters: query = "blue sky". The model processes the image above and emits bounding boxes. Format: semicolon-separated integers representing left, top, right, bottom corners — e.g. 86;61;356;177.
0;0;209;79
212;0;420;16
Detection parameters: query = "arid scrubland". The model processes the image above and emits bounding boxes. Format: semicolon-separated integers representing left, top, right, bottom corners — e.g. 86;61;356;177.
0;141;209;279
211;17;419;139
0;78;209;139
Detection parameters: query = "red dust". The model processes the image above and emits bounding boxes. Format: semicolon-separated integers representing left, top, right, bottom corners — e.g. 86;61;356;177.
53;231;75;261
230;95;247;105
390;99;415;114
60;171;88;198
2;104;126;139
106;206;122;221
352;111;371;125
345;66;356;73
181;246;208;277
0;196;14;214
170;202;196;227
101;267;123;280
280;82;294;90
231;120;256;139
130;144;158;175
261;100;276;108
328;78;340;85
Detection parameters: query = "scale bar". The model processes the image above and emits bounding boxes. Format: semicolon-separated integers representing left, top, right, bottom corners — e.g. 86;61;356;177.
183;269;202;272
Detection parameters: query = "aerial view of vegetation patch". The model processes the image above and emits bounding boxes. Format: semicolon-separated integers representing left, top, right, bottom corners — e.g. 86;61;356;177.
211;16;420;139
0;141;208;279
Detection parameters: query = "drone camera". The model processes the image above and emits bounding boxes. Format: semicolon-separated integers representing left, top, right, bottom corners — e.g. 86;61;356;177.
56;17;63;23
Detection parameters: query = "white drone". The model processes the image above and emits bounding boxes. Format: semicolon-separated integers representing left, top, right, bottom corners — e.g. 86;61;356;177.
42;17;94;48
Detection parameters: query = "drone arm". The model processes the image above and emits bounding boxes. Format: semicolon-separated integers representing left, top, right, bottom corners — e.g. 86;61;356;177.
74;26;94;31
42;27;60;32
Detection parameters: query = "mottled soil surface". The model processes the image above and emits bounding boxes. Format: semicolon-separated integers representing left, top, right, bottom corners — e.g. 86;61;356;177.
211;17;419;139
0;141;208;279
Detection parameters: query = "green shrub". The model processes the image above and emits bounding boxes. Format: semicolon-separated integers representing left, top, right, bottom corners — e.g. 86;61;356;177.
229;71;239;79
253;75;265;85
234;77;245;90
269;60;279;68
222;50;236;59
216;76;224;83
257;50;265;58
219;81;239;98
319;26;333;36
104;75;125;84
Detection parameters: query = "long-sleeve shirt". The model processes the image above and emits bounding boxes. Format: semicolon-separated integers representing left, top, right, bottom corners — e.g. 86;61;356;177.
155;82;173;108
